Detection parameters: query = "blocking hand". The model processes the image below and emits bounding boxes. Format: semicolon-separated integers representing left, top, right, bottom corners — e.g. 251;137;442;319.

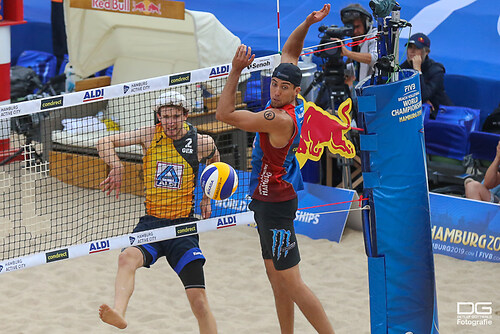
232;44;255;72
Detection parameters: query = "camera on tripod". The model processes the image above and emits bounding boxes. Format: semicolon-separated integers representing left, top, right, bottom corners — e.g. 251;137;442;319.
317;24;354;59
312;24;355;102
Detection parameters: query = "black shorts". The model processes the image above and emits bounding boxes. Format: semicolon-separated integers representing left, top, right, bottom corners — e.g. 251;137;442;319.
132;216;206;275
249;198;300;270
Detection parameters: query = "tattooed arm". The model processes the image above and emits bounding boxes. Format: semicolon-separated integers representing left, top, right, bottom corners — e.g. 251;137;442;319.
216;45;294;147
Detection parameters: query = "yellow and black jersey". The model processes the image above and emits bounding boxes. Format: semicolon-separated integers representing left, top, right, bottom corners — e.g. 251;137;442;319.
143;123;199;219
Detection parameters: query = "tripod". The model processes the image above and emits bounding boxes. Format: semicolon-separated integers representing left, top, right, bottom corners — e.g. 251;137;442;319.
0;115;44;167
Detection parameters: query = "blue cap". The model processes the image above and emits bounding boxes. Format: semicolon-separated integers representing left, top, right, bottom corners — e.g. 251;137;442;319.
407;33;431;49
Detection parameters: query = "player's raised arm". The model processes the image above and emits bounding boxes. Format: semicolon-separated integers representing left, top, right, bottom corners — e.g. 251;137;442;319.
281;3;331;65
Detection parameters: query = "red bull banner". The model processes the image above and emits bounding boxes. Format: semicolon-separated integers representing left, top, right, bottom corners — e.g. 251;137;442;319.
70;0;185;20
296;96;356;168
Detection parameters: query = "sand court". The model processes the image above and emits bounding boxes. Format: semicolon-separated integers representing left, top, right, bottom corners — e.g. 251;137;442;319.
0;222;498;333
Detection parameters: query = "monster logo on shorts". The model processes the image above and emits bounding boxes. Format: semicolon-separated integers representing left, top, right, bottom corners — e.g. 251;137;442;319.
46;248;69;263
271;229;296;260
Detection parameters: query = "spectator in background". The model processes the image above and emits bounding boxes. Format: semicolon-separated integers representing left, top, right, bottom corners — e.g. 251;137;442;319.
401;33;453;117
465;140;500;204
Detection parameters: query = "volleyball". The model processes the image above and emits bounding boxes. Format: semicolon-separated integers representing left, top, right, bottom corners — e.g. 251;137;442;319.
200;162;238;200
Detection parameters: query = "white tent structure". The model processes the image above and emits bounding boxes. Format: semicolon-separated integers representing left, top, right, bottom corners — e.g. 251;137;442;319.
63;2;241;84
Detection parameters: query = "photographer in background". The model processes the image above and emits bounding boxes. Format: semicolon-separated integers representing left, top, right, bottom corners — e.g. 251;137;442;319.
338;4;378;83
401;33;453;116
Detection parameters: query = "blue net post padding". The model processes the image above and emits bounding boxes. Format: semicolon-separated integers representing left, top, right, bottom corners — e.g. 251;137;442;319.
356;70;439;334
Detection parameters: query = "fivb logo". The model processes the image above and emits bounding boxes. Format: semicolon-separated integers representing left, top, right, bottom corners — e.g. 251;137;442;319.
0;265;3;273
457;302;492;315
129;236;136;245
271;229;296;260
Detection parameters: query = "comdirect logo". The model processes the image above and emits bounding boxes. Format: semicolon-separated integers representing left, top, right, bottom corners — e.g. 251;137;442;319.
41;96;64;110
457;302;493;327
176;223;198;237
169;73;191;85
46;249;69;263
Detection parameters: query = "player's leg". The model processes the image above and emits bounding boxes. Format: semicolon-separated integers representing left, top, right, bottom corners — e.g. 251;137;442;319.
264;258;295;334
251;198;298;333
251;198;334;333
180;260;217;334
99;246;144;329
166;230;217;334
273;263;335;334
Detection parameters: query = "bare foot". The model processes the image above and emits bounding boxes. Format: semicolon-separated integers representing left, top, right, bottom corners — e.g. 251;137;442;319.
99;304;127;329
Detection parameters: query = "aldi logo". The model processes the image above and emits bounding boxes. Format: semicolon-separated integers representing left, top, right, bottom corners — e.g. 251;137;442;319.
155;162;183;189
209;65;230;78
89;240;110;254
83;88;104;102
217;216;237;229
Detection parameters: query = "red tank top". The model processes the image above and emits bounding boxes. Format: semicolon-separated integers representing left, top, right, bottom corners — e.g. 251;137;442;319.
251;104;299;202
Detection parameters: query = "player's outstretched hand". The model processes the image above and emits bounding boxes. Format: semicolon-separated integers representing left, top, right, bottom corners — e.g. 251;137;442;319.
232;44;255;72
99;165;123;198
306;4;331;25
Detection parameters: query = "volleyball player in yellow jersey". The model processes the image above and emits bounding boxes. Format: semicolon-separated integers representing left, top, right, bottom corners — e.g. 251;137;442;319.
96;91;219;333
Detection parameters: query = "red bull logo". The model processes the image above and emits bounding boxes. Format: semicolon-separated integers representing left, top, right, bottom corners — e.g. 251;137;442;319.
132;0;162;15
92;0;130;12
296;97;356;168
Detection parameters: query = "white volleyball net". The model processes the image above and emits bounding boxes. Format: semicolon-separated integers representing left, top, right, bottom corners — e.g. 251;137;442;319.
0;55;280;273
